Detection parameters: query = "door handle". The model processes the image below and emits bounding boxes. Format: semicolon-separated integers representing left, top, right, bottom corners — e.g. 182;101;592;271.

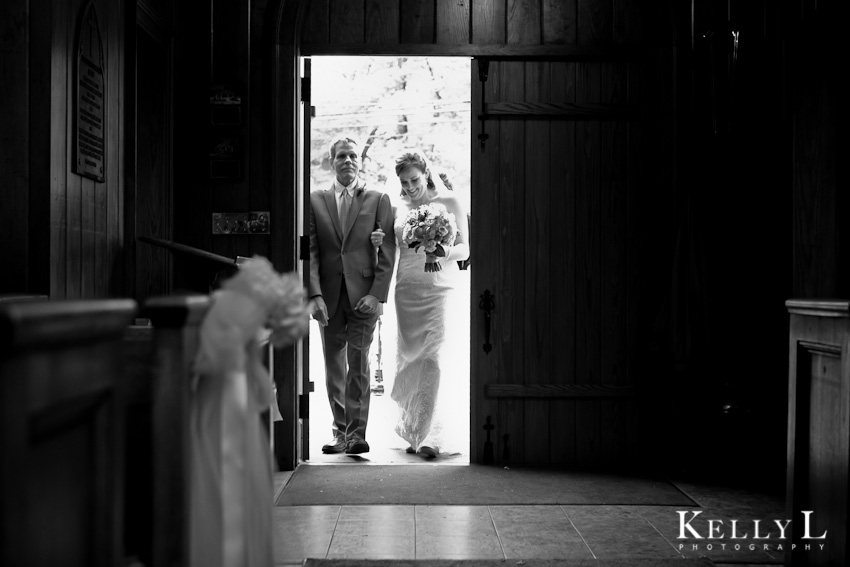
479;289;495;354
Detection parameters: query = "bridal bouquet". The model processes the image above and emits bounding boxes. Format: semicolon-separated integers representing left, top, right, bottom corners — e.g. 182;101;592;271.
401;203;458;272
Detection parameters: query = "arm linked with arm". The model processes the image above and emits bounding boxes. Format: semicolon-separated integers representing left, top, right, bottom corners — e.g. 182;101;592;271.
370;193;397;302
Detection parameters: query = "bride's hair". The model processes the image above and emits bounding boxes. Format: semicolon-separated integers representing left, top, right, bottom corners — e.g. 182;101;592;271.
395;149;436;196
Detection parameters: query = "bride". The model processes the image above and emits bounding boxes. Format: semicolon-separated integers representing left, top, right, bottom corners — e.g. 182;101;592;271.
371;149;470;458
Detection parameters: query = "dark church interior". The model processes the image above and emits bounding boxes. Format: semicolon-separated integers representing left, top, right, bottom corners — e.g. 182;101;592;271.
1;0;843;565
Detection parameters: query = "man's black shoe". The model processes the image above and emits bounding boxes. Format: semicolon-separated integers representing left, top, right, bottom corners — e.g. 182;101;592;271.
346;440;370;454
322;437;347;454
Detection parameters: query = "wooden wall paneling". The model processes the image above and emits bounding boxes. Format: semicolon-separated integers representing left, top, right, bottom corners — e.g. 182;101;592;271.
0;0;28;294
497;60;526;465
330;0;365;44
83;3;100;297
29;0;52;295
543;0;577;44
471;0;505;44
625;59;641;457
62;1;82;299
730;0;765;42
578;0;613;45
599;61;628;462
91;0;108;298
435;0;469;44
248;1;271;262
172;2;212;294
106;0;124;298
67;129;84;299
574;61;602;462
400;0;435;44
211;0;249;264
471;58;501;463
82;176;97;298
365;0;400;44
212;0;241;80
301;0;329;44
612;0;641;44
135;27;172;301
123;2;135;301
791;25;838;299
507;0;541;45
232;0;252;262
548;61;577;465
522;61;551;465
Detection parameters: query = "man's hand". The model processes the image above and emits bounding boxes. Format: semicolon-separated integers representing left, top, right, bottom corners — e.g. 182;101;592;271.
354;294;380;315
312;296;328;326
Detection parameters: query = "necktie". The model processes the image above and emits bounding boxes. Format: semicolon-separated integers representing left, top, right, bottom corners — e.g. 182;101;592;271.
339;190;352;232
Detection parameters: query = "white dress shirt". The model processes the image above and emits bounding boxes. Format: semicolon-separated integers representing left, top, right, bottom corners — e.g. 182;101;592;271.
333;178;359;215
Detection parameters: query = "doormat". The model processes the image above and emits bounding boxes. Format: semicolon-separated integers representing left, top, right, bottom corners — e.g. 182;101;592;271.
276;465;697;506
304;558;716;567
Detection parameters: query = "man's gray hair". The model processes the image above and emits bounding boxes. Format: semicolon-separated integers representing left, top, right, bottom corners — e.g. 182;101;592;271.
327;136;361;160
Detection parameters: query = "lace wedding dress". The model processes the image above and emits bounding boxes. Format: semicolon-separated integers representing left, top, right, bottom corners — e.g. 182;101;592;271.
390;206;470;455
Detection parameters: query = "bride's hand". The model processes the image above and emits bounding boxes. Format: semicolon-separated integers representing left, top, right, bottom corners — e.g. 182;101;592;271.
370;229;385;247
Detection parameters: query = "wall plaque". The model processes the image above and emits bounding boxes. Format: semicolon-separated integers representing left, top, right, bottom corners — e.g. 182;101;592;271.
212;212;270;235
74;2;106;182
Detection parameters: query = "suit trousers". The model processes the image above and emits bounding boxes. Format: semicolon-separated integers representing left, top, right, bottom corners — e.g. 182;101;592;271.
320;280;378;443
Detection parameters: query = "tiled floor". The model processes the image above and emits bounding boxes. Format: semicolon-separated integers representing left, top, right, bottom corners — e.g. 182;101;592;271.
271;469;788;566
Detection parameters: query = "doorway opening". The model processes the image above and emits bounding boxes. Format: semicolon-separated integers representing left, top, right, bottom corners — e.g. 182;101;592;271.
305;56;471;464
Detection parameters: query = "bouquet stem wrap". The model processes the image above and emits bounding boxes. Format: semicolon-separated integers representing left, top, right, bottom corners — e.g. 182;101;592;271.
425;252;441;272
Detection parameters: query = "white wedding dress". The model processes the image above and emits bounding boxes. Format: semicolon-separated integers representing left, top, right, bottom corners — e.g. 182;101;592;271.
390;201;470;455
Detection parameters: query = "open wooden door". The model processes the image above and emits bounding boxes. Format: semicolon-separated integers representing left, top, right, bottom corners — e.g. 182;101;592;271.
470;57;665;466
297;56;313;462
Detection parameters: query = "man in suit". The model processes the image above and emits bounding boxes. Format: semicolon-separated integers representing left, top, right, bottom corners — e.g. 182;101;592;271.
309;136;396;454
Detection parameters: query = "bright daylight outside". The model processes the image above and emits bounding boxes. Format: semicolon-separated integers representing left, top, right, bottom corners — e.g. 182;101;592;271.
307;56;471;463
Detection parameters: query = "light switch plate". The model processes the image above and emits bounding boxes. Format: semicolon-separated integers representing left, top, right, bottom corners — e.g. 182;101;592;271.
212;211;270;235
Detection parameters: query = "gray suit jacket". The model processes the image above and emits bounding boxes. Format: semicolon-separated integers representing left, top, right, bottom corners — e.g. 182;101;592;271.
308;183;396;319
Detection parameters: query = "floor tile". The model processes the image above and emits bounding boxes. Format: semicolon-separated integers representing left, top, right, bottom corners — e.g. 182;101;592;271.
270;472;787;564
415;533;504;559
272;506;339;563
327;534;415;559
337;505;415;522
414;505;495;538
499;531;593;560
563;505;682;559
489;505;570;523
637;505;779;564
415;505;493;523
490;505;590;559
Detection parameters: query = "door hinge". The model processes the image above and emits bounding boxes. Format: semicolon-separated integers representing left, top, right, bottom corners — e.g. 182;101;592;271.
299;393;310;419
301;77;311;103
299;235;309;260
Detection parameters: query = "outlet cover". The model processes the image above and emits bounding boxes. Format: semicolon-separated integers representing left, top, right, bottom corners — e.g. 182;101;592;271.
212;211;270;235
